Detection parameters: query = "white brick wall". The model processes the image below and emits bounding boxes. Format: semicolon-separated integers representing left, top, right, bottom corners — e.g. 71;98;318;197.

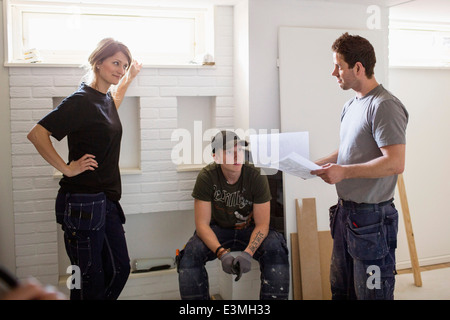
9;6;235;298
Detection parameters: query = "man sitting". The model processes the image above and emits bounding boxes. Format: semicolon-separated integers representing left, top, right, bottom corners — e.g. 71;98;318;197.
178;130;290;300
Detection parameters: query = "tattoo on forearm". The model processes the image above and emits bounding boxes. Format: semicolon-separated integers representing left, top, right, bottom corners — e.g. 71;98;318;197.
248;231;265;254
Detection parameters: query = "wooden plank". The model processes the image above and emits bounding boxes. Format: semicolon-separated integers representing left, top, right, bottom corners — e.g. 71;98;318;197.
397;173;422;287
290;233;302;300
296;198;322;299
318;230;333;300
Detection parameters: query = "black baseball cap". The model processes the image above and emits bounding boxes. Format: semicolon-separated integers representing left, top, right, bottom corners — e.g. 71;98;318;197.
211;130;248;154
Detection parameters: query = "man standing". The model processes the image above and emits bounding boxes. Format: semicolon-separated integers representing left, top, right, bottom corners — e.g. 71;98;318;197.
312;33;408;300
178;130;289;300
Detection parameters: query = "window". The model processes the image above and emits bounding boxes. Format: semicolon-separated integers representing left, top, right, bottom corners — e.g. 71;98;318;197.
389;21;450;68
5;0;214;66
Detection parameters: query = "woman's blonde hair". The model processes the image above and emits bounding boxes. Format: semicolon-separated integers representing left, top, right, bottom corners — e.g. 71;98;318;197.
89;38;132;70
82;38;132;85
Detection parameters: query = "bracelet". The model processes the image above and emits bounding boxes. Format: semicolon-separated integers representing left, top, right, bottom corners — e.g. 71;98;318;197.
215;245;224;256
217;248;230;259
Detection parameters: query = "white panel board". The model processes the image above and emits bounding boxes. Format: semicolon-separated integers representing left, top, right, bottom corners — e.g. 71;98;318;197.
278;27;387;241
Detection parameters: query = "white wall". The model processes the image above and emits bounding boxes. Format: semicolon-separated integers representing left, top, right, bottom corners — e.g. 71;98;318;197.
389;68;450;267
247;0;386;130
0;0;16;273
233;0;250;132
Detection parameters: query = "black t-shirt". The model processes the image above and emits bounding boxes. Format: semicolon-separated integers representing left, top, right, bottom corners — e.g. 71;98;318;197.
192;162;272;228
38;83;122;201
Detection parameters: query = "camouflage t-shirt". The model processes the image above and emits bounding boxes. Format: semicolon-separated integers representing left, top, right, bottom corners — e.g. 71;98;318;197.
192;162;272;229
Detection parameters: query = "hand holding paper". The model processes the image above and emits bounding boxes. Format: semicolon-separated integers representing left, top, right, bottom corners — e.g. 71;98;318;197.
310;163;346;184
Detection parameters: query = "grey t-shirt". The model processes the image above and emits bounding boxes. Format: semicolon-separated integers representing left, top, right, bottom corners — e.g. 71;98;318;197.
336;84;409;203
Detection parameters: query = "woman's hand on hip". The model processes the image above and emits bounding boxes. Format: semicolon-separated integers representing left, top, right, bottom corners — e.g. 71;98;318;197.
65;154;98;177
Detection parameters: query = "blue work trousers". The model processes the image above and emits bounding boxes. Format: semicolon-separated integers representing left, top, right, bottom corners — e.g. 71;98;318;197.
329;199;399;300
56;192;130;300
178;224;290;300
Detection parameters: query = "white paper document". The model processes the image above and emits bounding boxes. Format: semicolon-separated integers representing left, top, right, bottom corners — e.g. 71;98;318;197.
249;132;321;180
258;152;321;180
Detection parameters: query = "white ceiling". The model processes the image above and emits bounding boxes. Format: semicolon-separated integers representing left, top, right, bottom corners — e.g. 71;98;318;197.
252;0;450;23
39;0;450;23
313;0;450;22
389;0;450;23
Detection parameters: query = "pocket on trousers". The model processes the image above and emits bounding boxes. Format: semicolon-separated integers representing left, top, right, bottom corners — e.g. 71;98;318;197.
64;192;106;231
346;221;389;261
64;231;93;276
385;210;399;249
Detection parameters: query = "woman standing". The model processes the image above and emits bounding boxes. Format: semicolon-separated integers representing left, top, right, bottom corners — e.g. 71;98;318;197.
27;38;142;300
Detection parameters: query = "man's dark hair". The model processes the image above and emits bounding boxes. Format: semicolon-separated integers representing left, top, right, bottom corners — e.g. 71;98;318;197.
332;32;376;78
